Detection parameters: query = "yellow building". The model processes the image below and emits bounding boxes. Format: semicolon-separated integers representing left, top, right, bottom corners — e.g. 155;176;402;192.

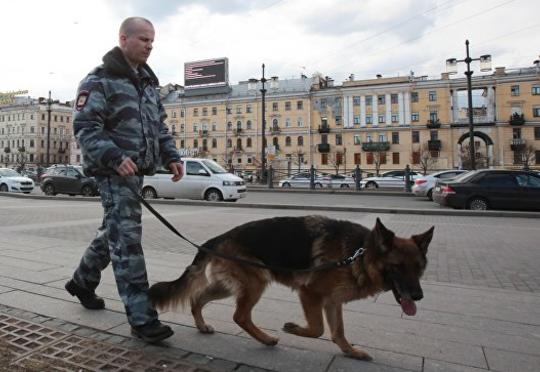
0;96;72;169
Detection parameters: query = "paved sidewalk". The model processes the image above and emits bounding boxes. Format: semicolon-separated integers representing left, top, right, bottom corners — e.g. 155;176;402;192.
1;196;540;371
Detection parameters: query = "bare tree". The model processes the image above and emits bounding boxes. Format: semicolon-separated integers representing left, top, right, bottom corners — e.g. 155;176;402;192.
328;152;343;175
517;144;537;170
412;144;438;175
459;144;488;169
16;147;27;173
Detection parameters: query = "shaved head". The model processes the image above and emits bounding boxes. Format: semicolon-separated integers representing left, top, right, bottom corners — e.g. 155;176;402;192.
119;17;153;37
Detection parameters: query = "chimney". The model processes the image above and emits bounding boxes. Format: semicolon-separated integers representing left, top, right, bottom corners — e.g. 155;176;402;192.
441;72;450;80
494;67;506;76
376;74;382;79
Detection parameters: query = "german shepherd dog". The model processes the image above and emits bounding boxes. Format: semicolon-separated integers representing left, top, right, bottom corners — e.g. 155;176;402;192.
149;216;434;360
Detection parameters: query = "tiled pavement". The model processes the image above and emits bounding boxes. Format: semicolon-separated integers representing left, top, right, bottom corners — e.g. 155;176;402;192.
1;196;540;371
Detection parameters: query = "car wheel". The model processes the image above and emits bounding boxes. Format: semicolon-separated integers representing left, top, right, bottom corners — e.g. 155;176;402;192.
224;199;237;202
340;184;350;188
142;186;157;199
365;181;378;189
0;184;8;192
43;183;56;196
427;189;433;201
468;197;488;210
205;188;223;202
281;182;291;188
315;183;323;188
81;185;93;197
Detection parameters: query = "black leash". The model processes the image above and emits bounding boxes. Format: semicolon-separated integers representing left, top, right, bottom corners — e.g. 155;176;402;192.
131;184;365;272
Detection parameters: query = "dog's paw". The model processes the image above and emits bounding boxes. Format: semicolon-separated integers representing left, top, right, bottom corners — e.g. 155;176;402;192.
262;336;279;346
345;349;373;361
197;324;215;334
282;322;300;334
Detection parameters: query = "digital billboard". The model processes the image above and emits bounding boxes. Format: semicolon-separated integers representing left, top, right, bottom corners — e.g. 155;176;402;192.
184;58;228;89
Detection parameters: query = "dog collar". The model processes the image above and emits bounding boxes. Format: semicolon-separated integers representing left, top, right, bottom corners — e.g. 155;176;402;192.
335;247;365;267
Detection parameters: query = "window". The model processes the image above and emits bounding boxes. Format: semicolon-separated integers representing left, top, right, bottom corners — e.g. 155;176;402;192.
532;86;540;95
181;110;185;118
285;101;291;111
247;138;252;147
391;94;398;104
336;152;343;165
335;116;342;126
335;133;342;145
392;152;400;164
212;107;217;115
391;114;398;123
202;107;208;116
430;130;439;140
378;134;386;142
429;91;437;101
227;139;232;148
193;139;198;148
365;96;373;106
412;151;420;164
272;102;278;111
533;107;540;117
354;135;361;145
246;120;252;130
212;138;217;148
41;113;45;120
297;100;303;110
227;122;232;130
353;96;361;106
512;128;521;139
379;153;387;164
366;115;372;124
367;152;374;164
320;99;327;110
246;104;252;113
297;117;304;127
193;108;198;116
534;127;540;140
378;115;385;124
377;95;385;105
477;173;516;187
285;136;291;146
354;115;360;124
193;124;198;132
297;136;304;146
212;123;217;131
536;151;540;165
234;106;241;114
429;111;438;122
285;118;292;128
321;153;328;165
392;132;399;144
354;153;361;165
411;92;419;103
186;161;207;176
511;85;520;96
516;174;540;188
321;134;328;144
412;130;420;143
411;112;419;122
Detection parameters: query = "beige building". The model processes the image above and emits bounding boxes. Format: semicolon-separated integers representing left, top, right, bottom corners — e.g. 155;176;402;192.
0;96;72;169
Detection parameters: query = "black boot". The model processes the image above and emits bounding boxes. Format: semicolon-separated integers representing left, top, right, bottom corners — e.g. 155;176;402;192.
65;279;105;310
131;320;173;343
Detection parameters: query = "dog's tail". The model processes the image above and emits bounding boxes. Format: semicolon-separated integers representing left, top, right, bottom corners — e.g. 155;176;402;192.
148;247;210;311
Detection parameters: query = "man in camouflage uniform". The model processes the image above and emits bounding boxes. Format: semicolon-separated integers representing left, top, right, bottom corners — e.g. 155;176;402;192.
65;17;183;343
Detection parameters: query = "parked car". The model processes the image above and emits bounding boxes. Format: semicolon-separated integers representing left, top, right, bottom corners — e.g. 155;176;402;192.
19;169;39;183
432;169;540;211
235;170;254;183
321;174;356;188
142;158;246;201
278;173;325;188
360;170;420;189
40;165;99;196
0;168;35;193
412;170;468;200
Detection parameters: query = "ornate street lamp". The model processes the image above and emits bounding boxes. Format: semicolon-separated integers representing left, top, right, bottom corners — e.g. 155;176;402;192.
446;40;491;170
46;91;52;167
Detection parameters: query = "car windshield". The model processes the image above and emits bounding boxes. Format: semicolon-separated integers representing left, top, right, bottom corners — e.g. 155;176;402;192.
452;170;478;182
0;169;21;177
201;159;227;174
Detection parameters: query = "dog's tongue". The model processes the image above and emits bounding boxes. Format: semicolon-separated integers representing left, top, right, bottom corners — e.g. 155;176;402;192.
400;298;417;316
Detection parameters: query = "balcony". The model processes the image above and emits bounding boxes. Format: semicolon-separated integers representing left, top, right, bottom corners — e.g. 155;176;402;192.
233;128;242;136
428;140;442;151
199;130;208;137
510;138;526;151
18;146;26;153
58;148;66;154
509;113;525;126
3;147;10;154
318;125;330;133
318;143;330;153
270;126;281;135
426;119;441;129
361;141;390;152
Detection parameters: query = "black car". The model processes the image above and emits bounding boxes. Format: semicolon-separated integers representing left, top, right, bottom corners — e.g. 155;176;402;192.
432;169;540;211
40;165;99;196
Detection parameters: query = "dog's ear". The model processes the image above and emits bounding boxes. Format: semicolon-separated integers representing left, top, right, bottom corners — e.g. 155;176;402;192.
412;226;434;256
373;218;395;254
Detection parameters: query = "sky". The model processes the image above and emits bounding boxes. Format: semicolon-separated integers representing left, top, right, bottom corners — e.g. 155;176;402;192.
1;0;539;102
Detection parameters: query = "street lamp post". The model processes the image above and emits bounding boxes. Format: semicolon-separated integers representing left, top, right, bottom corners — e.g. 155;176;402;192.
446;40;491;170
46;90;52;167
249;64;269;183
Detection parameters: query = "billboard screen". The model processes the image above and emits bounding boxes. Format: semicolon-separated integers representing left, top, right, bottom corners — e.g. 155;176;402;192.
184;58;228;89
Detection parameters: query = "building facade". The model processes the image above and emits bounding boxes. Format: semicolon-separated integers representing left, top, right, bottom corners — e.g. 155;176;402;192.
0;96;72;169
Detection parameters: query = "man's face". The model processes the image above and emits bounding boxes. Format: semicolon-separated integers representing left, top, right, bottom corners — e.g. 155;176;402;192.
120;21;155;68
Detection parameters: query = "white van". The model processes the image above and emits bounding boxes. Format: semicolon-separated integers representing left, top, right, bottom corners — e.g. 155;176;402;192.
142;158;247;201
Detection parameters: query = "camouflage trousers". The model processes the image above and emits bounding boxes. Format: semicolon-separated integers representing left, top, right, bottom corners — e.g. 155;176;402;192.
73;175;157;326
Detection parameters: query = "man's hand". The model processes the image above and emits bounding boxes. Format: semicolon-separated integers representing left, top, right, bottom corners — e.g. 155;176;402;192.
117;157;138;176
169;162;183;182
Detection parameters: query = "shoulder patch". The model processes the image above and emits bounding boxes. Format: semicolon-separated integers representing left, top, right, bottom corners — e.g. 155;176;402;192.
75;90;90;111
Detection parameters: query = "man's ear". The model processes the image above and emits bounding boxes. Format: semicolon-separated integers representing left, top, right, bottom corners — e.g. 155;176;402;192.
412;226;434;256
373;218;395;254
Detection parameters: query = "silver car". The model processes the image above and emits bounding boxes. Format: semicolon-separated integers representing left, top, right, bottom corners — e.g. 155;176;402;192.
360;170;420;189
321;174;356;188
412;170;468;200
278;173;325;188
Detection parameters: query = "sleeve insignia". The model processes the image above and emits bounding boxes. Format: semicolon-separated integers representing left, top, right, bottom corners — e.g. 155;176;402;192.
75;90;90;111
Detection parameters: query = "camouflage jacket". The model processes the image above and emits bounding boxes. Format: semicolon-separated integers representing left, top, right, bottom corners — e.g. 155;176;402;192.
73;46;179;176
